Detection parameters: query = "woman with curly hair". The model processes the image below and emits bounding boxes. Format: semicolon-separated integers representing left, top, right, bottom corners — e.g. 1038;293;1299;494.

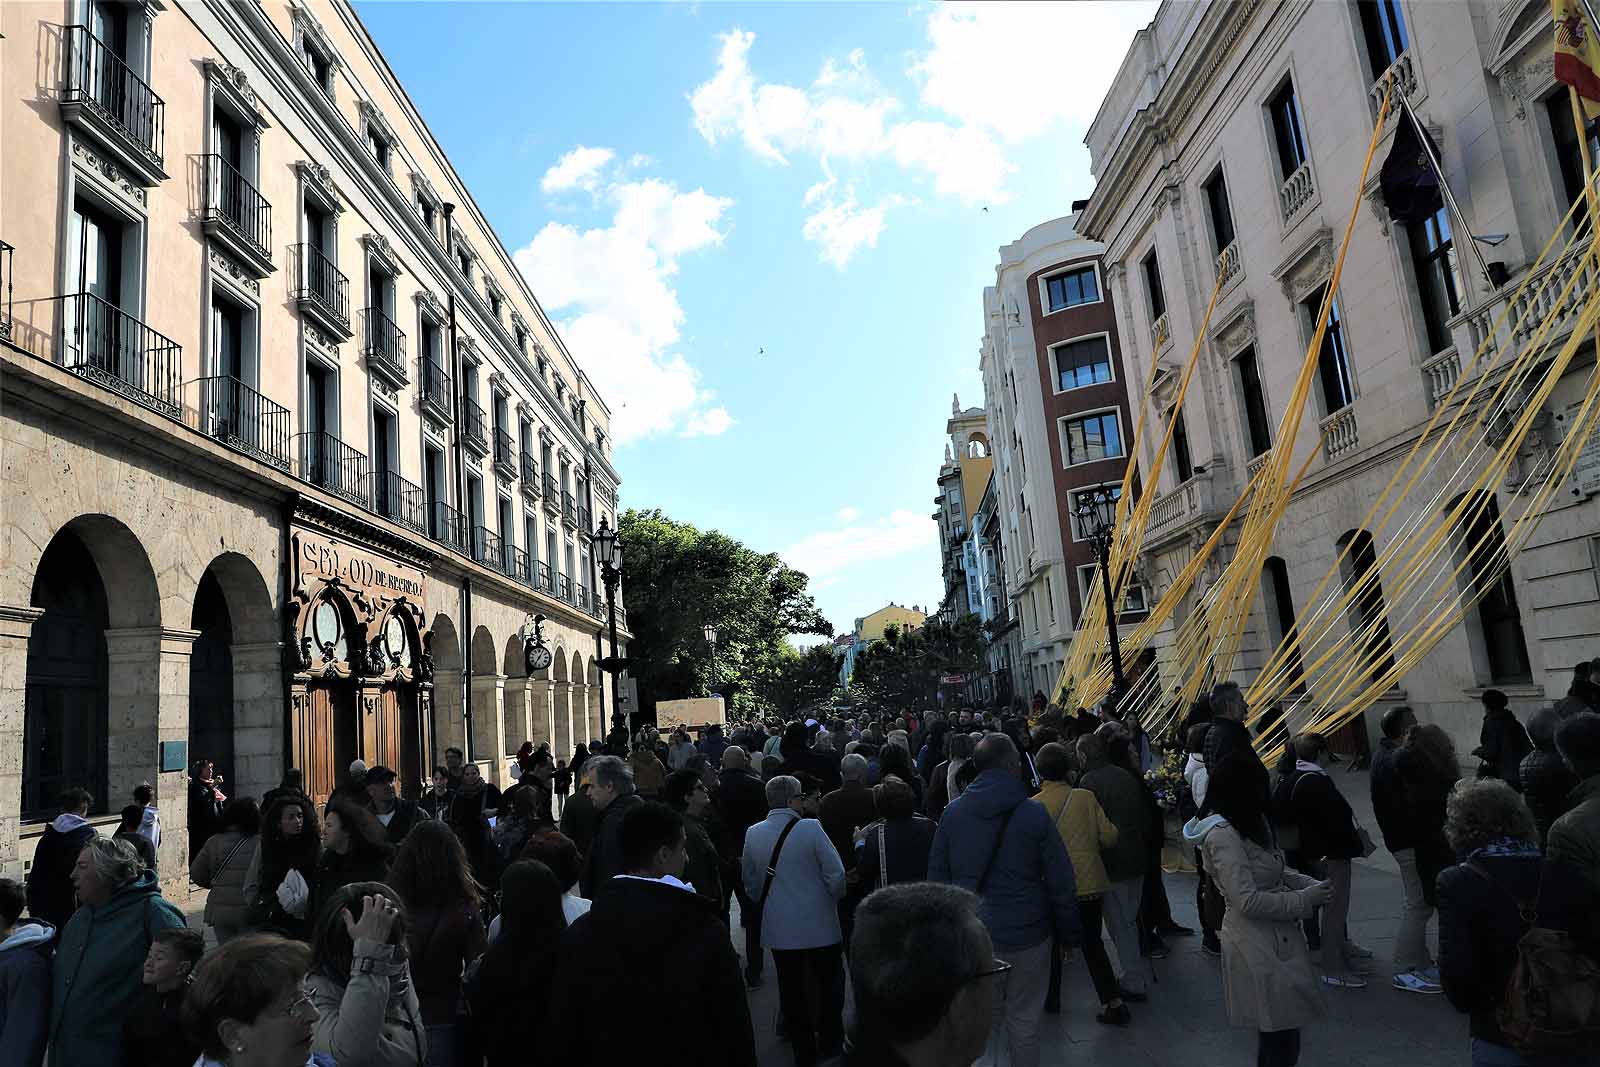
244;793;321;940
310;799;394;930
387;820;486;1067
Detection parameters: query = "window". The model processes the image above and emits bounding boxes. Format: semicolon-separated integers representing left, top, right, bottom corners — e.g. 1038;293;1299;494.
1069;484;1121;541
546;528;559;578
1268;79;1309;178
1547;91;1598;228
372;406;395;486
69;197;129;309
1408;203;1461;354
367;124;391;171
1302;286;1355;413
515;326;528;356
1337;529;1395;684
1358;0;1409;82
487;288;502;321
525;514;538;564
417;194;435;234
499;495;515;549
457;250;472;284
1052;336;1113;392
1170;405;1194;482
466;474;484;532
1234;346;1272;457
424;446;445;509
1078;564;1149;615
1044;265;1099;312
1261;557;1307;692
300;32;334;95
1460;494;1531;682
1203;167;1236;253
1060;411;1123;466
1142;251;1166;320
209;291;256;386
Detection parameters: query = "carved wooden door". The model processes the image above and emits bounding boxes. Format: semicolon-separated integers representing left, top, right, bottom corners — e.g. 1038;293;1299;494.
367;686;402;777
294;686;338;810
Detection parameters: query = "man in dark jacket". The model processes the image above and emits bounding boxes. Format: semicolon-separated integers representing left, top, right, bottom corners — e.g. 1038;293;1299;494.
1078;730;1150;998
929;734;1078;1067
1550;712;1600;891
1473;689;1532;790
578;755;644;899
1367;706;1441;993
0;877;53;1067
780;722;842;793
1287;733;1371;988
819;754;878;880
716;746;771;987
1200;682;1270;814
25;788;96;928
698;724;730;766
364;765;424;845
547;802;756;1067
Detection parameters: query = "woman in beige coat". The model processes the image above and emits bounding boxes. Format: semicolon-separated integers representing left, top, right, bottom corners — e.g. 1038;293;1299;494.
1184;755;1333;1067
1035;742;1130;1025
189;797;262;943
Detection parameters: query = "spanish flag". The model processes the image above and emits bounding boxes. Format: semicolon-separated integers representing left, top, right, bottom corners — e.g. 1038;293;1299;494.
1555;0;1600;119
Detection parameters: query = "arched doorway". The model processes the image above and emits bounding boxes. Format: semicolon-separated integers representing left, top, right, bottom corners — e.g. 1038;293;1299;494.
189;570;234;781
24;531;109;818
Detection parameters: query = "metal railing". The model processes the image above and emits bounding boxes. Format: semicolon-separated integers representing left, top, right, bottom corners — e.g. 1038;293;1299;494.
562;491;576;524
196;375;291;470
508;545;530;585
520;453;540;494
578;584;590;612
203;154;271;258
362;307;407;382
420;356;451;419
0;240;14;341
578;505;591;534
291;244;349;329
471;525;502;570
493;428;516;472
297;431;369;507
429;499;465;551
460;397;487;451
537;560;554;594
64;25;164;168
374;469;426;533
543;472;559;499
59;292;181;416
559;574;573;604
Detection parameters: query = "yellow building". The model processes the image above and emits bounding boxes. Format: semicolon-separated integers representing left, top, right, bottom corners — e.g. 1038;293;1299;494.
857;603;928;643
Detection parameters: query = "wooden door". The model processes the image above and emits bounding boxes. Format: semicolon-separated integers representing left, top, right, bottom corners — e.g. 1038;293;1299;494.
293;686;338;810
365;686;402;776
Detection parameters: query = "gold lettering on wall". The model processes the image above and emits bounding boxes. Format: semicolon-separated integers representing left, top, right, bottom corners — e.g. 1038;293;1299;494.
293;526;426;602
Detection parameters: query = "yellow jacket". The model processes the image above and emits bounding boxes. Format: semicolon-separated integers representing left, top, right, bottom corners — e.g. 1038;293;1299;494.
1036;780;1119;898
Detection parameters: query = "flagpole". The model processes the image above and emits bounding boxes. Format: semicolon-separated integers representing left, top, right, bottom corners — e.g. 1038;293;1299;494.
1395;87;1495;288
1580;0;1600;48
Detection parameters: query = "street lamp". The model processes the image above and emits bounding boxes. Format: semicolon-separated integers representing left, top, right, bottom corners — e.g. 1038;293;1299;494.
1075;486;1128;711
593;517;630;744
703;624;718;698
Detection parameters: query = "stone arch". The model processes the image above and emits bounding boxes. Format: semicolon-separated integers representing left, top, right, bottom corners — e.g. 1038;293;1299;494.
552;646;570;760
503;633;531;757
190;551;279;802
588;658;606;746
469;626;500;767
429;613;463;767
569;651;589;746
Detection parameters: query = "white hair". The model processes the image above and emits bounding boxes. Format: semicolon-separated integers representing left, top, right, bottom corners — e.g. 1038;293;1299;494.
766;774;802;808
840;753;869;781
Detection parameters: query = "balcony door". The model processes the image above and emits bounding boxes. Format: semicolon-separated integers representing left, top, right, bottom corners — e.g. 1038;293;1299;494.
373;407;395;516
87;0;130;123
213;111;244;224
68;198;129;376
305;361;333;487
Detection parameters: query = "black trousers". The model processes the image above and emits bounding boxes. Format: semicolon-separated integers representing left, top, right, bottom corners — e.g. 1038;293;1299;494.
1258;1028;1301;1067
772;945;845;1067
1137;861;1177;948
1196;850;1222;945
735;880;763;976
1045;896;1121;1008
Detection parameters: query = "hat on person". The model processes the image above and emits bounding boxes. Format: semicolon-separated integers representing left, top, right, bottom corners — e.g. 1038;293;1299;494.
363;764;395;786
348;759;368;778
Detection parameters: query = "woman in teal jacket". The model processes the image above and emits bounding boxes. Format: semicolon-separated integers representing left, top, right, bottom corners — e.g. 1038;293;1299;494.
48;836;186;1067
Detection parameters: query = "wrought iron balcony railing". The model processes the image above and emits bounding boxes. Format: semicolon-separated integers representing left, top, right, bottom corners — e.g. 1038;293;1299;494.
471;525;502;570
420;356;452;422
460;397;488;453
520;453;540;497
537;560;554;594
203;154;271;265
559;574;573;604
543;472;559;502
297;431;369;507
59;291;181;416
291;243;350;335
508;545;530;585
362;306;407;385
429;500;465;551
0;240;12;341
196;375;291;470
63;25;165;177
493;428;516;475
374;469;426;533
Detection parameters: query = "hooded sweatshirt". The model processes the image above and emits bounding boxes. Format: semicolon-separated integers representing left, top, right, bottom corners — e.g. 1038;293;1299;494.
0;920;54;1067
1185;753;1210;812
25;814;96;930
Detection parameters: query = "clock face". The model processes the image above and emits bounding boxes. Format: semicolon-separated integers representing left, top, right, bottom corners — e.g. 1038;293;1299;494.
527;643;553;673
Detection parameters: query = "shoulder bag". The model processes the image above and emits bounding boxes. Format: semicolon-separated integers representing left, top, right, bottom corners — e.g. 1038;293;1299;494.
976;802;1024;895
752;816;799;929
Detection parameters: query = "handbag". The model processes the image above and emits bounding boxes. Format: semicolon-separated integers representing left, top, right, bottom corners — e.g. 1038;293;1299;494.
1354;822;1377;859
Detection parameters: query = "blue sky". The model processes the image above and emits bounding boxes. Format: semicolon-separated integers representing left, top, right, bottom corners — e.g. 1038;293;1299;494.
356;0;1157;638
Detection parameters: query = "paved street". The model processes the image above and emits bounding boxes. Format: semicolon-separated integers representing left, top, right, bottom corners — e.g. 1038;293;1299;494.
740;766;1468;1066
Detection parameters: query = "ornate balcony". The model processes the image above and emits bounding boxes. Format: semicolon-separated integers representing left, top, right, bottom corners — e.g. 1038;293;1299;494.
196;375;291;470
373;469;426;534
61;25;166;184
493;428;516;480
1278;163;1315;226
543;473;560;515
420;356;452;424
1421;347;1461;409
1369;50;1418;120
1321;406;1359;462
471;525;502;571
202;154;272;276
297;431;369;507
1215;243;1242;290
562;491;577;526
1147;471;1218;544
291;244;351;339
520;454;540;499
428;500;465;552
537;560;554;595
58;292;181;417
362;307;407;389
460;397;488;456
1246;450;1272;482
1150;312;1171;353
559;574;574;604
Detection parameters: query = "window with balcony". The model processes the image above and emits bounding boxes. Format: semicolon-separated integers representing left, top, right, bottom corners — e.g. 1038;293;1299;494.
1407;203;1461;355
1302;285;1355;414
1261;556;1307;691
1169;405;1194;482
1337;529;1395;684
1234;345;1273;458
1060;411;1123;467
1547;90;1598;228
525;514;539;565
546;528;559;581
63;2;165;184
1143;250;1166;320
364;264;405;387
209;291;255;385
1203;167;1236;255
1458;493;1531;683
1051;335;1113;392
295;199;349;338
1268;79;1309;179
1357;0;1409;83
1043;265;1099;312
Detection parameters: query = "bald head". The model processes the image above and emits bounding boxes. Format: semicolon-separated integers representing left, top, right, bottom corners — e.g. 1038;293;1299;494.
972;733;1019;774
721;746;750;771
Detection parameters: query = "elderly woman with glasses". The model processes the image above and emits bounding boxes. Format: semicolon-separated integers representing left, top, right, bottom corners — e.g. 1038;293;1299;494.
663;768;725;909
182;933;330;1067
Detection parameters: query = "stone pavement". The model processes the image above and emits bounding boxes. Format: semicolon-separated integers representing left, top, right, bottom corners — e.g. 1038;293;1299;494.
742;766;1469;1066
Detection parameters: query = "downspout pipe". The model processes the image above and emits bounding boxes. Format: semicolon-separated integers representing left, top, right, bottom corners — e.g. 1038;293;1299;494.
443;202;474;762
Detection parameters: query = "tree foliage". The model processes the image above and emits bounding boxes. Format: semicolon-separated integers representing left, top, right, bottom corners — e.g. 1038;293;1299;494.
618;508;833;720
848;614;986;711
760;642;844;721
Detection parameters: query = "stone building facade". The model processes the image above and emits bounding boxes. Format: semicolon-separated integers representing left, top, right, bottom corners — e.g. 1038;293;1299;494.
933;396;992;621
0;0;629;887
978;215;1137;703
1080;0;1599;754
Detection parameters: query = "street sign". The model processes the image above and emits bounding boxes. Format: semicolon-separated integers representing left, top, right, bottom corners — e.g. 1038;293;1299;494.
940;674;968;684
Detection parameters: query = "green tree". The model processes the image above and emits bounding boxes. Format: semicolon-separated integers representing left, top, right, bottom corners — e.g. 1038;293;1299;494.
848;614;985;711
761;642;844;720
618;509;832;721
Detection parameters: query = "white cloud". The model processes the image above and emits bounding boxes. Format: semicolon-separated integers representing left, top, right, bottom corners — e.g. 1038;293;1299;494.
540;145;616;193
887;121;1013;205
911;2;1158;144
782;509;937;581
836;506;859;523
801;176;898;268
515;167;734;444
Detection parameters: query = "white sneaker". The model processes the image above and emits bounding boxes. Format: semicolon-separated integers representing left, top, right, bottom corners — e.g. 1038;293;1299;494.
1322;973;1369;990
1392;970;1442;995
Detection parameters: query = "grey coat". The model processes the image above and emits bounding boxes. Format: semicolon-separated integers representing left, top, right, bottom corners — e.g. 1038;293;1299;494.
307;938;425;1067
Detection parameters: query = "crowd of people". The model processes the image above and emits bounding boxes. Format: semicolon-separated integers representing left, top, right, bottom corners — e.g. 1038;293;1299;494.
5;656;1600;1066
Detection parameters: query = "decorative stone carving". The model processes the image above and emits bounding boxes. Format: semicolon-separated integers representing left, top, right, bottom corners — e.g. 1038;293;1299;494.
414;287;445;323
488;370;506;391
296;161;342;213
1212;301;1256;359
373;376;399;407
1273;226;1335;305
410;170;441;210
362;232;401;275
210;246;261;296
291;2;343;72
1151;183;1182;218
305;322;339;356
71;139;147;210
457;335;480;364
511;310;530;334
203;58;265;123
1497;53;1556;121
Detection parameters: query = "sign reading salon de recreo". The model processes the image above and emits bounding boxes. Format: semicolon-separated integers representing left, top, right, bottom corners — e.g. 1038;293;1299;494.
293;525;426;602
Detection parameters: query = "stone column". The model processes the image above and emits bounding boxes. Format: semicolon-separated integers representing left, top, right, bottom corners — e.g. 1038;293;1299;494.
0;606;43;881
106;626;198;897
552;681;571;759
503;676;530;755
569;684;588;747
528;680;552;751
471;674;506;786
231;640;283;805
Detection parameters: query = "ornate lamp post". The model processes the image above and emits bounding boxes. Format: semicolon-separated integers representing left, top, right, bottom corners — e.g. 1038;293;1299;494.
592;518;630;743
703;623;718;697
1075;486;1128;711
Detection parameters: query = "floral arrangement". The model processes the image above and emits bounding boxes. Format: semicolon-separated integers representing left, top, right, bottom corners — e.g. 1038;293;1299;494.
1145;748;1189;810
